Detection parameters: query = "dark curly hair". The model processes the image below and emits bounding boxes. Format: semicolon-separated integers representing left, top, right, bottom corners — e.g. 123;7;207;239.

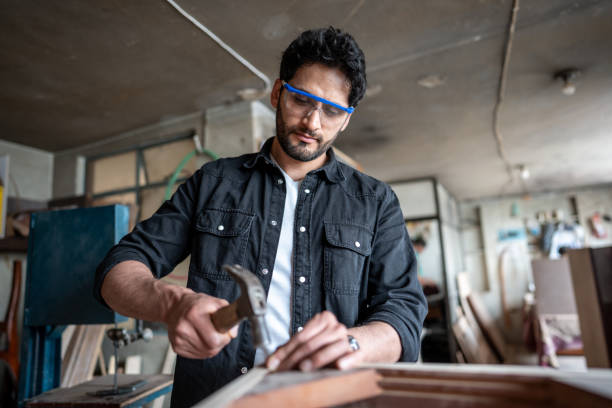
279;27;367;108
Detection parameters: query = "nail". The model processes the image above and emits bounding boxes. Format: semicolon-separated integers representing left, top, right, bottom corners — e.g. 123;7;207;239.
299;359;312;372
338;358;349;370
267;357;279;371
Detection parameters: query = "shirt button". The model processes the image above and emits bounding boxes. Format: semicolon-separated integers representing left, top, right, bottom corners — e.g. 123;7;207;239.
277;179;284;185
304;189;310;194
298;276;306;284
297;326;304;332
355;241;361;248
217;225;225;231
271;220;278;226
241;367;248;374
299;226;306;233
262;268;269;275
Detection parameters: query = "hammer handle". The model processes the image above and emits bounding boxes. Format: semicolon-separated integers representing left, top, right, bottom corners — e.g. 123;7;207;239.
211;301;241;333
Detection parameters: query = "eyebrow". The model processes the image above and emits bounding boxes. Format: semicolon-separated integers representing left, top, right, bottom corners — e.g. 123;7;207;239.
283;82;354;114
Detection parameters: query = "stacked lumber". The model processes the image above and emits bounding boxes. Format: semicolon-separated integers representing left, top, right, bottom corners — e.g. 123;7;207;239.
61;325;107;387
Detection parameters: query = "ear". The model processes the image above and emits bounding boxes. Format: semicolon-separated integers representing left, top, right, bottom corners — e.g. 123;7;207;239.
270;79;283;109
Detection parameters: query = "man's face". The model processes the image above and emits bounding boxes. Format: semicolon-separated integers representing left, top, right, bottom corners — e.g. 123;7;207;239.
271;63;352;162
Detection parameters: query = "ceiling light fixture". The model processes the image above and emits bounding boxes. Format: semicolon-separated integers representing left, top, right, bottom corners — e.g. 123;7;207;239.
554;68;581;96
417;74;446;89
518;164;530;180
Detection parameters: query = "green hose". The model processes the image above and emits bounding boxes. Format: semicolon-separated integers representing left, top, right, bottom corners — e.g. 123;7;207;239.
164;148;219;200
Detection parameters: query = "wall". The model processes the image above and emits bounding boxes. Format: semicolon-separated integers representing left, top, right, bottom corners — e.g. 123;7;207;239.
0;139;53;328
53;111;205;199
459;184;612;342
0;139;53;200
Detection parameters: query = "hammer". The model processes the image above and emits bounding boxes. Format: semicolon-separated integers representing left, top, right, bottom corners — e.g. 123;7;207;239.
211;264;274;357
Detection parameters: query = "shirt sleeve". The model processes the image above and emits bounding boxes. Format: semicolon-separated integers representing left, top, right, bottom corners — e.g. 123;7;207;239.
362;186;428;362
93;169;202;308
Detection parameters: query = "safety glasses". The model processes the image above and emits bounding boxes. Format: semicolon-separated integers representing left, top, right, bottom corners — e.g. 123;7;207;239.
281;81;354;128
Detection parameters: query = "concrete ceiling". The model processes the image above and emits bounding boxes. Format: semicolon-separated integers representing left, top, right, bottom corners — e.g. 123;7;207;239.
1;0;611;200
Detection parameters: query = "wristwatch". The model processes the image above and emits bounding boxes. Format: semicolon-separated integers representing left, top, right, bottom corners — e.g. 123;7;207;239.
347;335;360;352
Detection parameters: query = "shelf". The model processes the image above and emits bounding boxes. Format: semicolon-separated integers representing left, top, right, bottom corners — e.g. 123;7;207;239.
0;236;28;252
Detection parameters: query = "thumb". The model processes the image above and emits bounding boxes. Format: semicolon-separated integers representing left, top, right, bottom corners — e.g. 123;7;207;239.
229;324;239;339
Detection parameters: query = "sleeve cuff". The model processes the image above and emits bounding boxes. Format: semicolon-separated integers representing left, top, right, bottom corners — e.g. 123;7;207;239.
363;309;424;362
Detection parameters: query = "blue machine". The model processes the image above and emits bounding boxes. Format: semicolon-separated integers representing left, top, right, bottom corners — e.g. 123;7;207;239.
18;205;129;405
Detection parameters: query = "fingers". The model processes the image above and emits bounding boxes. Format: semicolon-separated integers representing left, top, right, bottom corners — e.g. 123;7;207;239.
336;348;362;370
297;335;350;372
167;293;235;359
268;313;330;369
267;311;353;372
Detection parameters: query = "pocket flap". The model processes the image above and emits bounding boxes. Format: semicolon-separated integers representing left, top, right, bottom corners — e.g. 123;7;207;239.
195;209;254;237
324;222;373;256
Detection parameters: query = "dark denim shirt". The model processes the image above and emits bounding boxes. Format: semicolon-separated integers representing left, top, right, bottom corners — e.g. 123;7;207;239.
95;138;427;408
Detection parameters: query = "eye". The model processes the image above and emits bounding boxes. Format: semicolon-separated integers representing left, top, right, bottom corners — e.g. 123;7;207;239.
323;106;344;117
292;94;310;105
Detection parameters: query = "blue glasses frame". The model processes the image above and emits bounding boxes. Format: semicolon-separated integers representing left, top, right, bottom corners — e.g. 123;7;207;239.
282;82;355;114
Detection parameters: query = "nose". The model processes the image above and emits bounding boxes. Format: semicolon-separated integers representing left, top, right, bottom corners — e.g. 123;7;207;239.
302;106;322;130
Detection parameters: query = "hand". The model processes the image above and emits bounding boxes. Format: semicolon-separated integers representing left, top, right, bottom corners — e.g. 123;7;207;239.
164;290;238;359
265;311;362;372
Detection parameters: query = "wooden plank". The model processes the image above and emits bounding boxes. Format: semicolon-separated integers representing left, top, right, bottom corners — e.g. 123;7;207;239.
452;310;498;364
467;292;508;362
98;352;107;376
371;364;612;407
61;325;76;359
455;273;500;364
230;369;381;408
26;374;172;407
204;363;612;408
151;345;176;408
125;355;142;375
61;325;107;387
0;236;28;252
194;367;269;408
378;376;553;402
0;259;22;378
568;249;611;368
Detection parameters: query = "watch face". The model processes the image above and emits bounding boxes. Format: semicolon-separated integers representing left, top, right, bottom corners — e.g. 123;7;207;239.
348;335;360;352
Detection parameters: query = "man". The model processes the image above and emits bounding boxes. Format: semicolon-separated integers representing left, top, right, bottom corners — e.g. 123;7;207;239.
95;27;427;407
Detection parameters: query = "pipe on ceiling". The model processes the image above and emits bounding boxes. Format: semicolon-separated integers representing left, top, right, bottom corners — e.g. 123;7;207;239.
165;0;272;97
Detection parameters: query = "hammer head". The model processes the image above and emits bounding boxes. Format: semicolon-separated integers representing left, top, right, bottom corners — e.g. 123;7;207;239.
223;264;273;355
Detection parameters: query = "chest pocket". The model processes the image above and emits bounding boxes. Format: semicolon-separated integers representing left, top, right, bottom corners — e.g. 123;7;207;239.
323;222;373;296
193;208;254;279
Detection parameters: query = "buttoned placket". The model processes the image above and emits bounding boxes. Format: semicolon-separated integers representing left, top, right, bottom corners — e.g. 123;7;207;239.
239;163;287;370
291;175;317;334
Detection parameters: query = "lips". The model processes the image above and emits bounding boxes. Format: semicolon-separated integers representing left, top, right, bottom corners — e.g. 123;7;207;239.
294;131;318;144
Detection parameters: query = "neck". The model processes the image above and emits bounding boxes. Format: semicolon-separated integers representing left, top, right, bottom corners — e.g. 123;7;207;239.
270;138;328;182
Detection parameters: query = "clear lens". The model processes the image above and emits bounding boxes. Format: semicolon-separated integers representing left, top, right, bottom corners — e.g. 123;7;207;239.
284;90;348;128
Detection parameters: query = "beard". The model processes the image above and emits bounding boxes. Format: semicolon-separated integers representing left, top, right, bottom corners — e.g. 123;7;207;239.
275;103;339;162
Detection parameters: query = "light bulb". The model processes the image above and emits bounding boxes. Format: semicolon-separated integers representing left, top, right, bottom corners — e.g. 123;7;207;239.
562;82;576;96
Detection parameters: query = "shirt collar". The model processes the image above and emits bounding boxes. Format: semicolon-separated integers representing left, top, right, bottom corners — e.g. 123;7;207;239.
243;137;346;184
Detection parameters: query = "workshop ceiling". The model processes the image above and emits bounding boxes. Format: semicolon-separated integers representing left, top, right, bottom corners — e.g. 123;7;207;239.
1;0;611;200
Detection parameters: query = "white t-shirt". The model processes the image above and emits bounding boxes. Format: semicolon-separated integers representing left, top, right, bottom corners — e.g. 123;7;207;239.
253;163;298;366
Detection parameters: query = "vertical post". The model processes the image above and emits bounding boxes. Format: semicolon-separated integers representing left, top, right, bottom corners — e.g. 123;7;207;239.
433;179;457;362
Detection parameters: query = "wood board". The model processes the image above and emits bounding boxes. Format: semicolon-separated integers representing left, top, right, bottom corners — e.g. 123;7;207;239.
61;324;107;387
197;363;612;408
568;248;612;368
467;292;508;362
